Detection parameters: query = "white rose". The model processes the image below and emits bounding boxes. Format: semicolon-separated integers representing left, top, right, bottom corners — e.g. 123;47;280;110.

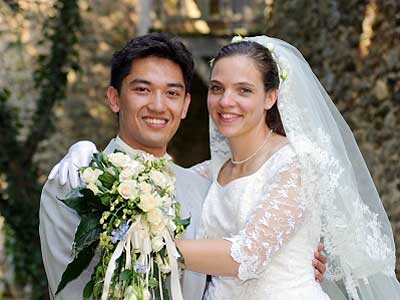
119;168;135;181
147;208;163;225
108;152;131;168
138;193;159;212
138;182;152;194
87;183;100;195
120;161;144;181
151;221;166;235
151;235;165;252
150;170;169;189
81;168;103;184
118;180;137;199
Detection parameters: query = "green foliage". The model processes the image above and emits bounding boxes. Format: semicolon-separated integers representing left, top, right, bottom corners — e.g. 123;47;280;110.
0;0;82;299
56;241;98;295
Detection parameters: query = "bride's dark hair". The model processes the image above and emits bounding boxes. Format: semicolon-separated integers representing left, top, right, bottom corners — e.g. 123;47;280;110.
211;41;286;136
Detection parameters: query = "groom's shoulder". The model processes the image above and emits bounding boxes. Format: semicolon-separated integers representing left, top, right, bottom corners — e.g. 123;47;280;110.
171;163;210;190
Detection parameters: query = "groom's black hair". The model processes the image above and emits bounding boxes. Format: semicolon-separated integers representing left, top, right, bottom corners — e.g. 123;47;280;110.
110;32;194;93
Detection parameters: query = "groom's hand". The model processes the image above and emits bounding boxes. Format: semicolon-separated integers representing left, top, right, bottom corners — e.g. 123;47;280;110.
313;242;327;282
48;141;98;188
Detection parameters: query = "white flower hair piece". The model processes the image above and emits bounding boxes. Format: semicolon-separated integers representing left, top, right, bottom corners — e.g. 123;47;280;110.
259;41;288;86
231;34;244;43
209;58;215;67
240;36;289;87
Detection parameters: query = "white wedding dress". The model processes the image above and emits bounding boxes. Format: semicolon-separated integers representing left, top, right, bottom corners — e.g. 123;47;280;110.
198;144;330;300
197;35;400;300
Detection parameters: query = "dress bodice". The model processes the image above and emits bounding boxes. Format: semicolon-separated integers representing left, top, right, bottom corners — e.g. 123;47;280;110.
198;144;330;300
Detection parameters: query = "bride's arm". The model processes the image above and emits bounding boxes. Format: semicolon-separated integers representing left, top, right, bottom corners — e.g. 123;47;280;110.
175;239;238;276
176;161;306;279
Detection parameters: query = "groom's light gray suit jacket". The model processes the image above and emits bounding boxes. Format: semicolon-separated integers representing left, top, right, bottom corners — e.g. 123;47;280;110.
39;138;210;300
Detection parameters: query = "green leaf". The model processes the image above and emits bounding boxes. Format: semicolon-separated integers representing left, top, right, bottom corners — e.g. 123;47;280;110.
177;216;191;228
59;188;105;217
80;188;106;210
62;195;87;213
119;269;131;281
56;242;98;295
148;277;158;288
92;152;106;169
99;194;112;206
80;188;97;198
74;215;101;252
98;172;115;189
83;278;94;300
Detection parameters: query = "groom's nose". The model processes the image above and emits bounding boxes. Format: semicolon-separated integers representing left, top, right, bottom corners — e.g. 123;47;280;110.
148;91;166;112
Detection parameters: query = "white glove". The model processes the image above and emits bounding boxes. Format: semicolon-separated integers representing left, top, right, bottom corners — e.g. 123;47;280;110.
48;141;98;188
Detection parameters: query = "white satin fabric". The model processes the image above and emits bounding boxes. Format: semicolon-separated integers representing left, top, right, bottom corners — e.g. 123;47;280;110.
39;137;210;300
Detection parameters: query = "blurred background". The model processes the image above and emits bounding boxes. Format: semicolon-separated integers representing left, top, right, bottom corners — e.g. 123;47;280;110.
0;0;399;299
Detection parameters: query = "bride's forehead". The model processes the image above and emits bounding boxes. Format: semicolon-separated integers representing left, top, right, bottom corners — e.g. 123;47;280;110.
211;56;262;82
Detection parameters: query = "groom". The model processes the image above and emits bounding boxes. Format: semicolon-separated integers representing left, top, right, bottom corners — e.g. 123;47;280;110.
39;33;326;300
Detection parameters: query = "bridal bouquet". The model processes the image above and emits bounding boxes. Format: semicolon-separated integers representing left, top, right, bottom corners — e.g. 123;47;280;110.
56;151;189;300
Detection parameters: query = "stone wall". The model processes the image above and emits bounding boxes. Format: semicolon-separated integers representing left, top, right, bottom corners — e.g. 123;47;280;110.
265;0;400;275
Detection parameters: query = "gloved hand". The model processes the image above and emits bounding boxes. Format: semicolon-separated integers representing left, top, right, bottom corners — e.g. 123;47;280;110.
48;141;98;188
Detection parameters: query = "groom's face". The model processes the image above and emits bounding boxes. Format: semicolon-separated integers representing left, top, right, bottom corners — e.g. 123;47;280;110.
107;56;191;155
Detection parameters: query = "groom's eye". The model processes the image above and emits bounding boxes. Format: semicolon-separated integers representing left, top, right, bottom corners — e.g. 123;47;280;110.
167;90;180;97
134;86;150;94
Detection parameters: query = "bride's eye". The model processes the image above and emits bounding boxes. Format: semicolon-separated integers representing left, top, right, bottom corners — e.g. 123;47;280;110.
239;87;252;94
209;85;223;93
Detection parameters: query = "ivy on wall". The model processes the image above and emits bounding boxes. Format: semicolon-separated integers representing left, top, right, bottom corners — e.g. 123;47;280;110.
0;1;81;298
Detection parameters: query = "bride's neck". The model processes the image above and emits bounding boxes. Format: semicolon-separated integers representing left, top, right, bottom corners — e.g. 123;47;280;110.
229;124;271;163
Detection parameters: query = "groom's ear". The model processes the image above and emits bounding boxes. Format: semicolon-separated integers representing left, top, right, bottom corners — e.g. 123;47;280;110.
180;93;191;119
107;86;120;113
264;88;278;110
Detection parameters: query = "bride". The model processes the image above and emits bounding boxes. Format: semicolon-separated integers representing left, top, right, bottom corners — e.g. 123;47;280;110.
49;35;400;299
174;36;400;299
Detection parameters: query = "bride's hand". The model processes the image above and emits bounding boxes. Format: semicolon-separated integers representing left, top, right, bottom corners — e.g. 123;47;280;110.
48;141;98;188
313;242;327;282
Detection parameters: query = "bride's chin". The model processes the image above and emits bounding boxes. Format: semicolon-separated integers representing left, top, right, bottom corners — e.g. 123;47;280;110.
216;127;238;139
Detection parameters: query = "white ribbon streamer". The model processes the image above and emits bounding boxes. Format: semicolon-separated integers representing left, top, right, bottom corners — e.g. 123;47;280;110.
101;241;124;300
162;230;183;300
100;218;183;300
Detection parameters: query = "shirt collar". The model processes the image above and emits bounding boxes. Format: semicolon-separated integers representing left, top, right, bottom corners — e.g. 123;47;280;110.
115;136;172;161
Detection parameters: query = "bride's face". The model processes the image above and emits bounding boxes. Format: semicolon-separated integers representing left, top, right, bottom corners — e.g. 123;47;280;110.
208;55;272;139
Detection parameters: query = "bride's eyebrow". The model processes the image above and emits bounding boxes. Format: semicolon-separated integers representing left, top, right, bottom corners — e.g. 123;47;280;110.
234;82;256;88
209;80;222;85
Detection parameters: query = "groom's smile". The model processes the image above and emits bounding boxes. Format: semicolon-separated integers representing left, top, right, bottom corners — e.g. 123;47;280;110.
142;116;169;128
107;56;191;157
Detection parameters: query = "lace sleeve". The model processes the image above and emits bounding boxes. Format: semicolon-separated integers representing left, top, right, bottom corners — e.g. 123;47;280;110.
189;160;211;180
225;161;305;281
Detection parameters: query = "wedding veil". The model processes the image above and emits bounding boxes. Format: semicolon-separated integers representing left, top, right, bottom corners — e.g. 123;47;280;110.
208;36;400;300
